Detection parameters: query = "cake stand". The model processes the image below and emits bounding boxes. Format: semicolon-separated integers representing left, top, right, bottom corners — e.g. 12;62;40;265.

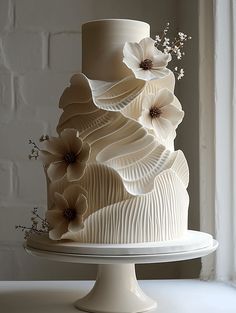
25;230;218;313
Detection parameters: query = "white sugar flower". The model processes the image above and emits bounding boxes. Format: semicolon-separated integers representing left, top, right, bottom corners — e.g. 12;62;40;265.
40;128;90;182
46;185;88;240
123;37;171;81
138;89;184;139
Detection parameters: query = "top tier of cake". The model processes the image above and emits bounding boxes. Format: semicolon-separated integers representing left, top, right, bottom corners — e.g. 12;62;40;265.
82;19;150;81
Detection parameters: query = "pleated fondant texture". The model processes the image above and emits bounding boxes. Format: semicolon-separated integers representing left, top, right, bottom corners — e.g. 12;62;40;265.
63;170;189;243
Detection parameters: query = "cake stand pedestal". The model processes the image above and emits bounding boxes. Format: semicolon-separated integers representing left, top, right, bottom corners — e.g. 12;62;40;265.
25;230;218;313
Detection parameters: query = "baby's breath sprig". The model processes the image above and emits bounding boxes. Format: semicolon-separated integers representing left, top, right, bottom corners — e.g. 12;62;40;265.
155;22;170;48
154;23;192;80
174;67;185;81
15;207;50;240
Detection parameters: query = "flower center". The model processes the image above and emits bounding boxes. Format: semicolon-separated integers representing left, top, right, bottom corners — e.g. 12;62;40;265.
149;106;162;119
140;59;153;70
63;208;76;221
64;152;77;164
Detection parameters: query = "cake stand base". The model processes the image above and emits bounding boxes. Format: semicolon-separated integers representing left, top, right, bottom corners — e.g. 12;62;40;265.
75;263;156;313
25;231;218;313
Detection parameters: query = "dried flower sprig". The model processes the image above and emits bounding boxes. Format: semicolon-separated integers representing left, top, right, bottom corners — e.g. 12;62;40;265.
28;139;40;160
28;135;49;160
154;22;192;80
15;207;50;240
39;135;49;142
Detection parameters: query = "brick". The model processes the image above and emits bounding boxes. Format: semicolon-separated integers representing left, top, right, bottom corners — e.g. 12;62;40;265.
0;160;13;198
0;0;11;31
79;0;154;22
0;205;45;241
0;120;47;161
0;244;18;279
49;33;81;71
14;76;60;129
0;241;97;279
2;32;43;74
17;104;60;134
15;0;90;31
0;39;6;69
16;160;47;204
36;106;61;134
0;206;25;241
18;71;72;108
0;71;14;122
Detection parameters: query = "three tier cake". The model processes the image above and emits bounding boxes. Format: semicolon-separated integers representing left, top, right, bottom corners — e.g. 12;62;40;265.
37;19;189;244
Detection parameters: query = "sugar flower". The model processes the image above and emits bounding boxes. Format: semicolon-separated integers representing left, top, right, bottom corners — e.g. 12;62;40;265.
46;185;88;240
138;88;184;139
40;128;90;182
123;37;171;81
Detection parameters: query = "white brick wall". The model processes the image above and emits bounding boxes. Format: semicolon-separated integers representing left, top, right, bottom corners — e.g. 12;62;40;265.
0;0;198;280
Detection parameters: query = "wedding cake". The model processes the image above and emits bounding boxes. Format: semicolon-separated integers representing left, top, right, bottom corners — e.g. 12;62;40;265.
36;19;189;244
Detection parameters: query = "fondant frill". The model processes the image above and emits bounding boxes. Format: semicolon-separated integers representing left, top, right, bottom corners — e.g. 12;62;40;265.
56;73;189;196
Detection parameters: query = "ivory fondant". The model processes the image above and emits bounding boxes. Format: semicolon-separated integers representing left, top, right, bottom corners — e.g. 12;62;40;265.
82;19;150;81
43;19;190;244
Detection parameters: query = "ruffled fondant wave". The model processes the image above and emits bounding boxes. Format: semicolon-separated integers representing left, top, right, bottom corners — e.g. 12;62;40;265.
87;75;146;111
56;73;189;195
63;169;189;243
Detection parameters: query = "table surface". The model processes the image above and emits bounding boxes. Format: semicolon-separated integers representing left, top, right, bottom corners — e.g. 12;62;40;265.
0;280;235;313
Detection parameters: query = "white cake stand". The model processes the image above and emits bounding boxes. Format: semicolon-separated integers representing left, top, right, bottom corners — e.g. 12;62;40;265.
25;230;218;313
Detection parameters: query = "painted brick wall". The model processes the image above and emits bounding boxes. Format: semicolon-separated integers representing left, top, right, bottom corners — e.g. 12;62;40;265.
0;0;199;280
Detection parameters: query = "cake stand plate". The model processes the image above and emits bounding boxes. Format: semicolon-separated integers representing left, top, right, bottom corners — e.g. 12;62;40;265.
25;231;218;313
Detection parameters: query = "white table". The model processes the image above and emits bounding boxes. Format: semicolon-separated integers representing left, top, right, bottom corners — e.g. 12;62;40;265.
0;280;236;313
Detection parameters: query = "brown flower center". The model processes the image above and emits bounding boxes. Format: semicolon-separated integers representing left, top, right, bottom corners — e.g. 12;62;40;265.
64;152;77;164
140;59;153;70
63;208;76;221
149;106;162;119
